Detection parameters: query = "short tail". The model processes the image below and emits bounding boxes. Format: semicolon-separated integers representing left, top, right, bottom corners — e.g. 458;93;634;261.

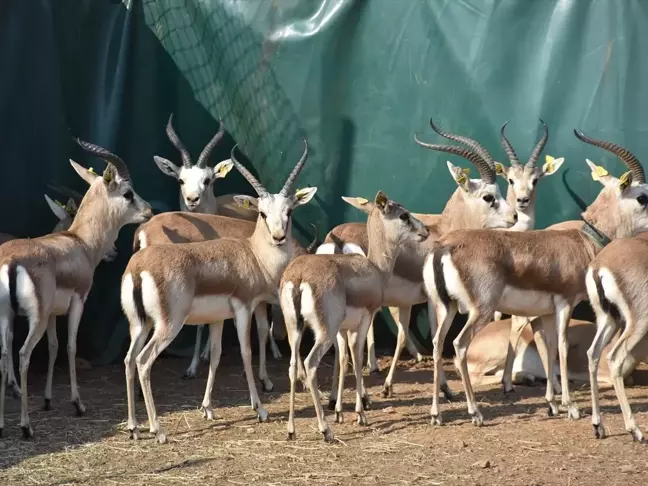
305;223;319;253
132;273;147;324
593;269;622;324
8;262;18;314
132;228;142;253
292;282;304;331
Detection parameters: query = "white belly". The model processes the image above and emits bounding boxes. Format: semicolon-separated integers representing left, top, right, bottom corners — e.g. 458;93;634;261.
383;275;424;307
52;288;75;315
497;285;555;316
186;295;234;324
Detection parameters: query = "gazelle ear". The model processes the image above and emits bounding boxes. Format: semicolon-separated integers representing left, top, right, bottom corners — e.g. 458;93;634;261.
65;198;78;215
214;159;234;179
494;162;508;179
586;159;616;187
69;159;98;185
233;195;259;211
374;190;389;210
447;161;470;190
341;196;374;215
541;155;564;176
44;194;68;220
293;187;317;206
153;156;180;179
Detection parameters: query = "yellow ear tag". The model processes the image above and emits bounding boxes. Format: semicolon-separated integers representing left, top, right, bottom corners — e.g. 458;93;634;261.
544;155;555;173
495;162;505;175
242;199;250;209
88;167;97;174
55;199;66;208
103;170;113;183
295;188;311;199
618;171;631;191
591;165;609;181
375;191;388;208
355;197;369;205
218;162;233;177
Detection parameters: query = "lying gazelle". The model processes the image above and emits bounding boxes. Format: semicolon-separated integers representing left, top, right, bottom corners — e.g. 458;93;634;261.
152;115;281;377
0;140;152;438
281;191;429;442
122;139;316;444
423;130;648;426
132;210;317;392
586;220;648;442
318;120;517;403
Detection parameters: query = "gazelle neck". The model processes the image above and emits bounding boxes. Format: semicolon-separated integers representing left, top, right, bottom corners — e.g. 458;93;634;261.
67;187;121;268
366;209;400;285
249;215;293;286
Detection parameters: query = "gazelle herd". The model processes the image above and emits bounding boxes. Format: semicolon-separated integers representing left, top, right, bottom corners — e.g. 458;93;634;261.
1;115;648;447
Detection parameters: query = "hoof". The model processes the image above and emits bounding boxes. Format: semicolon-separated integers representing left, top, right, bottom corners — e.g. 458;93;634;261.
156;431;167;444
11;386;21;400
261;380;274;393
361;395;371;411
200;352;210;363
183;370;197;380
129;428;140;440
631;429;645;443
471;412;484;427
271;349;283;360
547;403;559;417
382;385;392;398
201;406;216;421
327;399;337;411
415;353;424;363
502;385;515;395
287;431;296;441
431;415;442;426
323;428;334;443
43;398;52;411
593;423;606;439
440;383;455;402
72;399;85;417
335;411;344;424
21;425;33;439
257;408;269;423
566;405;581;420
356;412;368;426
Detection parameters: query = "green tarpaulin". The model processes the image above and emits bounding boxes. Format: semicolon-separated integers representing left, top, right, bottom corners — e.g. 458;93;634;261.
1;0;645;365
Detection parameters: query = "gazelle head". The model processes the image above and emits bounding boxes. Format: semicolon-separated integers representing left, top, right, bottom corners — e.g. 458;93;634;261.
576;130;648;239
231;138;317;246
369;191;429;244
415;118;517;229
154;114;233;212
70;139;153;228
495;120;564;212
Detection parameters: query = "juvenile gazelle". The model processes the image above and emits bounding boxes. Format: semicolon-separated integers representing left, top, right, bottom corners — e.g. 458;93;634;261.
0;140;152;438
318;120;517;403
121;139;316;444
586;223;648;442
152;115;279;377
281;191;428;442
423;130;648;426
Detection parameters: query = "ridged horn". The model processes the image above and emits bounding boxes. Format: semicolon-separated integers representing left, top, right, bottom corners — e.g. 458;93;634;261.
429;118;495;168
230;145;268;196
526;119;548;169
280;137;309;196
197;119;225;168
574;130;645;184
74;138;131;181
499;121;520;167
165;113;192;168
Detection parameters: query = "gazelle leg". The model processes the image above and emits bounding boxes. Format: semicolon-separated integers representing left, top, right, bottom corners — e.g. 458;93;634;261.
286;325;303;440
533;315;560;416
430;300;457;426
501;315;529;393
555;301;579;419
124;318;151;440
428;300;454;400
66;295;85;416
253;305;274;392
0;315;9;436
43;315;57;410
383;306;411;397
6;325;20;399
365;320;378;373
233;303;268;422
334;332;347;423
201;322;225;420
268;304;283;360
352;313;373;425
200;332;211;362
19;313;49;438
184;324;204;379
304;329;335;442
587;312;617;439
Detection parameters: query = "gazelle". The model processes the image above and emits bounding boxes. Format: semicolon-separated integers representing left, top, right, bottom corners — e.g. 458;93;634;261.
280;191;429;442
423;130;648;426
152;115;278;377
132;211;317;391
317;120;517;403
0;140;152;438
121;139;316;444
586;232;648;442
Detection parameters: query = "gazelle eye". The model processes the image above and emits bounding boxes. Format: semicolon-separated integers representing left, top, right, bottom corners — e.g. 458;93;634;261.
532;179;538;186
179;179;185;186
482;194;494;204
259;212;267;219
399;213;409;221
204;178;210;185
508;179;514;185
123;190;134;202
637;194;648;206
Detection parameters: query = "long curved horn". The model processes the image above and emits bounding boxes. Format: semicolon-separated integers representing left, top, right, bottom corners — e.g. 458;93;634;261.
526;119;548;169
280;137;308;196
414;134;495;184
230;145;268;196
429;118;495;168
46;182;83;201
166;113;192;168
499;121;520;167
574;130;645;184
74;138;131;181
197;119;225;168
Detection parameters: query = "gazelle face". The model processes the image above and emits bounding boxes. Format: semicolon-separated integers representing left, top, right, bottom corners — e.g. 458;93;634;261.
374;191;429;244
495;157;564;211
234;188;318;246
153;156;233;211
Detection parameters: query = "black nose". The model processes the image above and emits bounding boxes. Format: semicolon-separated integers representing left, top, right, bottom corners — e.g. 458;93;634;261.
187;196;200;203
273;235;286;243
517;197;530;205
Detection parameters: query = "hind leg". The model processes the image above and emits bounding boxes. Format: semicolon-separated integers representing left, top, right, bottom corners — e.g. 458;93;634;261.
43;315;58;410
533;315;560;416
587;312;617;439
253;305;274;392
501;315;528;393
383;306;411;397
124;317;152;440
19;313;49;438
66;295;86;416
351;313;373;425
365;320;378;373
6;325;19;399
430;300;457;426
428;300;454;400
201;322;225;420
329;331;348;411
555;300;579;419
184;325;204;379
304;329;335;442
0;315;9;436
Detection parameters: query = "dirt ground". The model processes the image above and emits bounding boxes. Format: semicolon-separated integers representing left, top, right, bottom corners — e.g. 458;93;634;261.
0;351;647;486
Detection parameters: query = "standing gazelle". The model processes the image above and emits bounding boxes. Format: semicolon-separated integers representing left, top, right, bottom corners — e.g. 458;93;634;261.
423;130;648;427
317;120;517;403
121;139;316;444
0;140;152;438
